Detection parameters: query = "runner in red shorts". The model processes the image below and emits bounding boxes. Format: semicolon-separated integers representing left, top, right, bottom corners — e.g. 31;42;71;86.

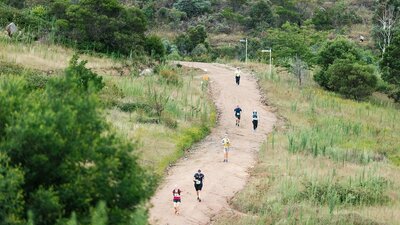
172;185;181;215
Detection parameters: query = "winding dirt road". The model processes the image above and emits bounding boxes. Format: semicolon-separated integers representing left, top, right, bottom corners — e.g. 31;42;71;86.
149;62;276;225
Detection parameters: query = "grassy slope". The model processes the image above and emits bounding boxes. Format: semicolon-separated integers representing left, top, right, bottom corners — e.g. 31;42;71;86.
214;63;400;225
0;36;216;177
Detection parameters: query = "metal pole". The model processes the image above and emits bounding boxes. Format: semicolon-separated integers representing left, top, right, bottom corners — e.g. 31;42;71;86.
269;49;272;76
245;38;248;64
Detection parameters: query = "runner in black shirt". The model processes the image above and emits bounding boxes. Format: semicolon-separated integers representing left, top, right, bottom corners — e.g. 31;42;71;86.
193;169;204;202
234;105;242;126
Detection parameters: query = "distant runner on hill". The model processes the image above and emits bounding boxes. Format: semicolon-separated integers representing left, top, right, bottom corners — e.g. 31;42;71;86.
193;169;204;202
234;105;242;126
172;185;181;215
221;133;231;162
252;110;258;131
235;67;241;85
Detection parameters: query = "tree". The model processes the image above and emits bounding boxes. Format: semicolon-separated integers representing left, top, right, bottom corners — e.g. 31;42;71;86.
372;0;399;56
245;0;274;30
314;38;365;89
50;0;147;55
175;25;208;55
312;1;361;31
173;0;211;18
289;55;308;86
326;59;377;100
2;0;25;8
0;56;154;224
262;23;327;68
145;35;166;61
381;31;400;102
65;54;105;92
0;153;25;225
228;0;246;11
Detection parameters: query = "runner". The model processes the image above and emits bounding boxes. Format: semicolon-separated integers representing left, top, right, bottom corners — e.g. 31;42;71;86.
252;109;258;131
234;105;242;126
235;67;241;85
221;133;231;162
193;169;204;202
172;185;182;215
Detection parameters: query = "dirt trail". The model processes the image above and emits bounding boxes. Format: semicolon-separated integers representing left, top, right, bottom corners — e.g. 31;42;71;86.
149;62;276;225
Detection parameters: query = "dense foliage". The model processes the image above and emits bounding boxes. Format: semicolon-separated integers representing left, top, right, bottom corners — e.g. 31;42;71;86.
50;0;147;55
326;59;377;100
175;25;208;56
0;0;166;58
0;57;153;225
314;38;377;99
381;31;400;102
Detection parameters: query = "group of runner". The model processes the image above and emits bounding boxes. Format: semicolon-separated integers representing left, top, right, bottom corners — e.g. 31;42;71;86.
172;169;204;215
234;67;259;131
171;67;259;215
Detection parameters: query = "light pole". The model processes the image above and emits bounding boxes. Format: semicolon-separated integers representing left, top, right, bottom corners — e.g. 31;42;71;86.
240;38;248;64
261;49;272;76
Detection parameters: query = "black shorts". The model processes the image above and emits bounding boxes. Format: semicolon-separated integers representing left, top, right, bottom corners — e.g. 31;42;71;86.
194;184;203;191
173;199;181;203
235;115;241;120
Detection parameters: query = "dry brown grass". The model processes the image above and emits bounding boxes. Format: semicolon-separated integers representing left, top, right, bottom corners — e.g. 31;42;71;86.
0;36;122;75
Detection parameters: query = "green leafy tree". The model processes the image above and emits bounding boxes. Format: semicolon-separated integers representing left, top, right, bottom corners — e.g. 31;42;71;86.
50;0;147;55
315;38;365;89
1;0;25;8
372;0;400;56
326;59;377;100
245;0;274;30
312;1;361;31
227;0;246;11
0;153;25;225
65;54;105;92
145;35;166;61
173;0;211;18
175;25;208;55
381;31;400;102
29;188;63;225
0;56;154;225
262;23;327;67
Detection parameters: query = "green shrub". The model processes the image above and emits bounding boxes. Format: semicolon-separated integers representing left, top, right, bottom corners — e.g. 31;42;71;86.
65;54;104;92
118;102;150;113
173;0;211;18
161;113;178;129
145;35;166;61
100;82;125;107
326;59;377;100
29;187;62;225
49;0;147;56
175;25;208;55
0;56;154;224
312;1;361;31
315;38;374;93
245;0;274;30
302;174;389;206
0;153;25;225
159;68;181;85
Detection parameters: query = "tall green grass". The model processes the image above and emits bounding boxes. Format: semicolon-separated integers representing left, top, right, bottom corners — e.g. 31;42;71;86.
258;69;400;165
105;64;216;176
213;64;400;225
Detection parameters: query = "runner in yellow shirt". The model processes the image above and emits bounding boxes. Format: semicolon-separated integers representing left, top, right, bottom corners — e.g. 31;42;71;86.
221;133;231;162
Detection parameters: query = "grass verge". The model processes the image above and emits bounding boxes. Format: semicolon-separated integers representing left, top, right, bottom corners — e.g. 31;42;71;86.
213;63;400;225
